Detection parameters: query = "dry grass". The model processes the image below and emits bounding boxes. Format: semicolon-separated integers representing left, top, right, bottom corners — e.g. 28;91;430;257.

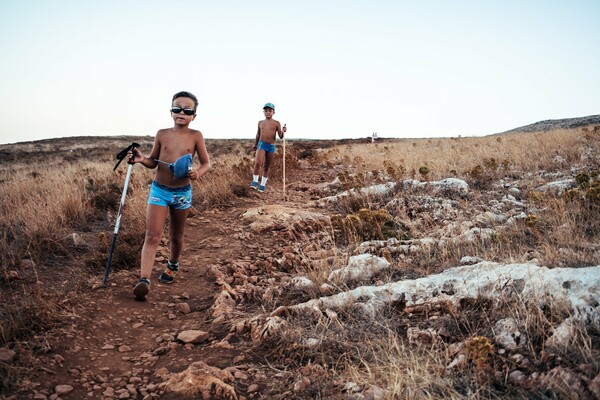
324;129;586;181
343;334;469;399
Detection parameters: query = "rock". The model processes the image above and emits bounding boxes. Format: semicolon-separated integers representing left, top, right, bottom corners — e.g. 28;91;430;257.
161;361;237;399
249;316;287;342
0;347;16;363
177;330;209;344
20;258;36;269
328;254;390;283
508;370;526;384
539;366;587;398
291;276;316;289
288;262;600;346
402;178;470;195
407;327;439;346
537;179;576;195
293;379;307;392
4;270;19;281
65;232;86;246
176;303;191;314
494;318;526;350
247;384;260;393
54;385;74;396
118;345;132;353
342;381;362;393
241;205;330;234
460;256;483;265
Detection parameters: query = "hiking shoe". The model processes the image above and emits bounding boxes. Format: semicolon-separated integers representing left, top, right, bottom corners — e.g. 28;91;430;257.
250;181;259;190
159;261;179;284
133;278;150;301
257;185;266;193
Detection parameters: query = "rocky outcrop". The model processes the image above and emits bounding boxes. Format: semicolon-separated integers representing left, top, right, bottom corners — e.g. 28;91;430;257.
281;262;600;351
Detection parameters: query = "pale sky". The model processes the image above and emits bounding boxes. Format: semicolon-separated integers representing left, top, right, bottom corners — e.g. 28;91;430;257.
1;0;599;145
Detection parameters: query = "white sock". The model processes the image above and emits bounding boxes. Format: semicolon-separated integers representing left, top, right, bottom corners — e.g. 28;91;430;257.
261;177;268;186
253;175;259;182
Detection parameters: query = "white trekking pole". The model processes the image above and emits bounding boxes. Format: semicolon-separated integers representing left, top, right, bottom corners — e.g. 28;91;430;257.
103;142;139;284
282;124;287;201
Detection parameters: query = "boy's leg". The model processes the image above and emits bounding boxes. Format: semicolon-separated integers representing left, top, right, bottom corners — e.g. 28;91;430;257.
168;207;190;263
140;204;169;278
253;149;265;175
135;204;168;300
252;149;266;189
159;207;189;283
258;152;275;192
263;152;275;178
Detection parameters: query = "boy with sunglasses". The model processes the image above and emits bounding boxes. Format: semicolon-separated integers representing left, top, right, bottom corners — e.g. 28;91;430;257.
128;91;210;301
250;102;286;192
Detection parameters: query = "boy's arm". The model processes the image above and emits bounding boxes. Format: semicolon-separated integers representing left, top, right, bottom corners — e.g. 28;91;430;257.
277;121;286;139
252;122;261;149
131;132;160;168
188;132;210;180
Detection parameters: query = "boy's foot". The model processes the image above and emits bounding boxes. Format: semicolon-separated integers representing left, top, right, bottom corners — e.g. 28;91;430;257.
133;278;150;301
250;181;259;190
159;261;179;284
258;185;266;193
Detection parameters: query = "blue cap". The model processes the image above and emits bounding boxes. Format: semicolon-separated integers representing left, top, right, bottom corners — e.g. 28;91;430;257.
263;102;275;110
169;154;193;179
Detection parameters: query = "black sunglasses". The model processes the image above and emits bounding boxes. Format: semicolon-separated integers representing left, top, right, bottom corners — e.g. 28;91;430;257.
171;107;195;116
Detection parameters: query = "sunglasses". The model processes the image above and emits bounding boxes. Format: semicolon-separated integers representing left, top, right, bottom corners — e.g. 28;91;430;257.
171;107;195;116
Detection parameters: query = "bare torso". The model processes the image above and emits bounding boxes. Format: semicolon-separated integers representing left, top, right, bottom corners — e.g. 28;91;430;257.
152;128;203;187
258;119;281;144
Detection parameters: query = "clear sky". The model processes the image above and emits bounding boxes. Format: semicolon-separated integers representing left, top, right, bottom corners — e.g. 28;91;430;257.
1;0;599;145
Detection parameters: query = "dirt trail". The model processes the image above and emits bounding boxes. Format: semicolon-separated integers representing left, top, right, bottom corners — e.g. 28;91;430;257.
26;166;332;399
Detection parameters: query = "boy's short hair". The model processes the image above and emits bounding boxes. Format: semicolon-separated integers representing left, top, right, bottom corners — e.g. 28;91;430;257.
173;91;198;110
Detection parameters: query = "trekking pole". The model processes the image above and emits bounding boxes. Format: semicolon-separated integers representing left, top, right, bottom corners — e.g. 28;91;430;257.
282;124;287;201
103;142;140;284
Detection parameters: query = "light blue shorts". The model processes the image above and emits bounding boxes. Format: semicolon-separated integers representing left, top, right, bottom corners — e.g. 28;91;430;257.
258;140;276;154
148;181;192;210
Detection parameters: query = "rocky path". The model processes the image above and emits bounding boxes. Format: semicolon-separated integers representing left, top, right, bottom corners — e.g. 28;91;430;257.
22;170;327;400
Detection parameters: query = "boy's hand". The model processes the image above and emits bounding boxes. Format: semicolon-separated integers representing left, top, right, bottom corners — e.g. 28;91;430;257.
187;167;199;181
128;147;144;164
283;124;287;133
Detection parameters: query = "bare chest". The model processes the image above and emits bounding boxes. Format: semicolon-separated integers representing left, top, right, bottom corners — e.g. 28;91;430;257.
159;134;196;161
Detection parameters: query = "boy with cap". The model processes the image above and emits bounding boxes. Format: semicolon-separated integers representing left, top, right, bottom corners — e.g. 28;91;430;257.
250;102;286;192
129;91;210;301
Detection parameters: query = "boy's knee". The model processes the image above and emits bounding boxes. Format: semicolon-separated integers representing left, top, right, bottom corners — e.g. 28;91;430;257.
144;231;162;246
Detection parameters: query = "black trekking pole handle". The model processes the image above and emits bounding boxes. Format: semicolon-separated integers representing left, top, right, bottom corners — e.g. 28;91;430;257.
113;142;140;171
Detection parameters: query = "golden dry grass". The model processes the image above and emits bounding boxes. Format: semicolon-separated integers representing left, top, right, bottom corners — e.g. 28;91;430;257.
324;129;586;180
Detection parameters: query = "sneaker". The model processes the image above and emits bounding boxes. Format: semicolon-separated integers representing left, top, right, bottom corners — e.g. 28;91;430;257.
133;278;150;301
257;185;266;193
159;261;179;284
250;181;259;190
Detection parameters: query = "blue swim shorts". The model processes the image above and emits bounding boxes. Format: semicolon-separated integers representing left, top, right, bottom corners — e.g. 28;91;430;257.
257;140;276;154
148;181;192;210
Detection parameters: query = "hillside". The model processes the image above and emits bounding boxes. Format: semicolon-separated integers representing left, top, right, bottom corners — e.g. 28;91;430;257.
498;114;600;134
